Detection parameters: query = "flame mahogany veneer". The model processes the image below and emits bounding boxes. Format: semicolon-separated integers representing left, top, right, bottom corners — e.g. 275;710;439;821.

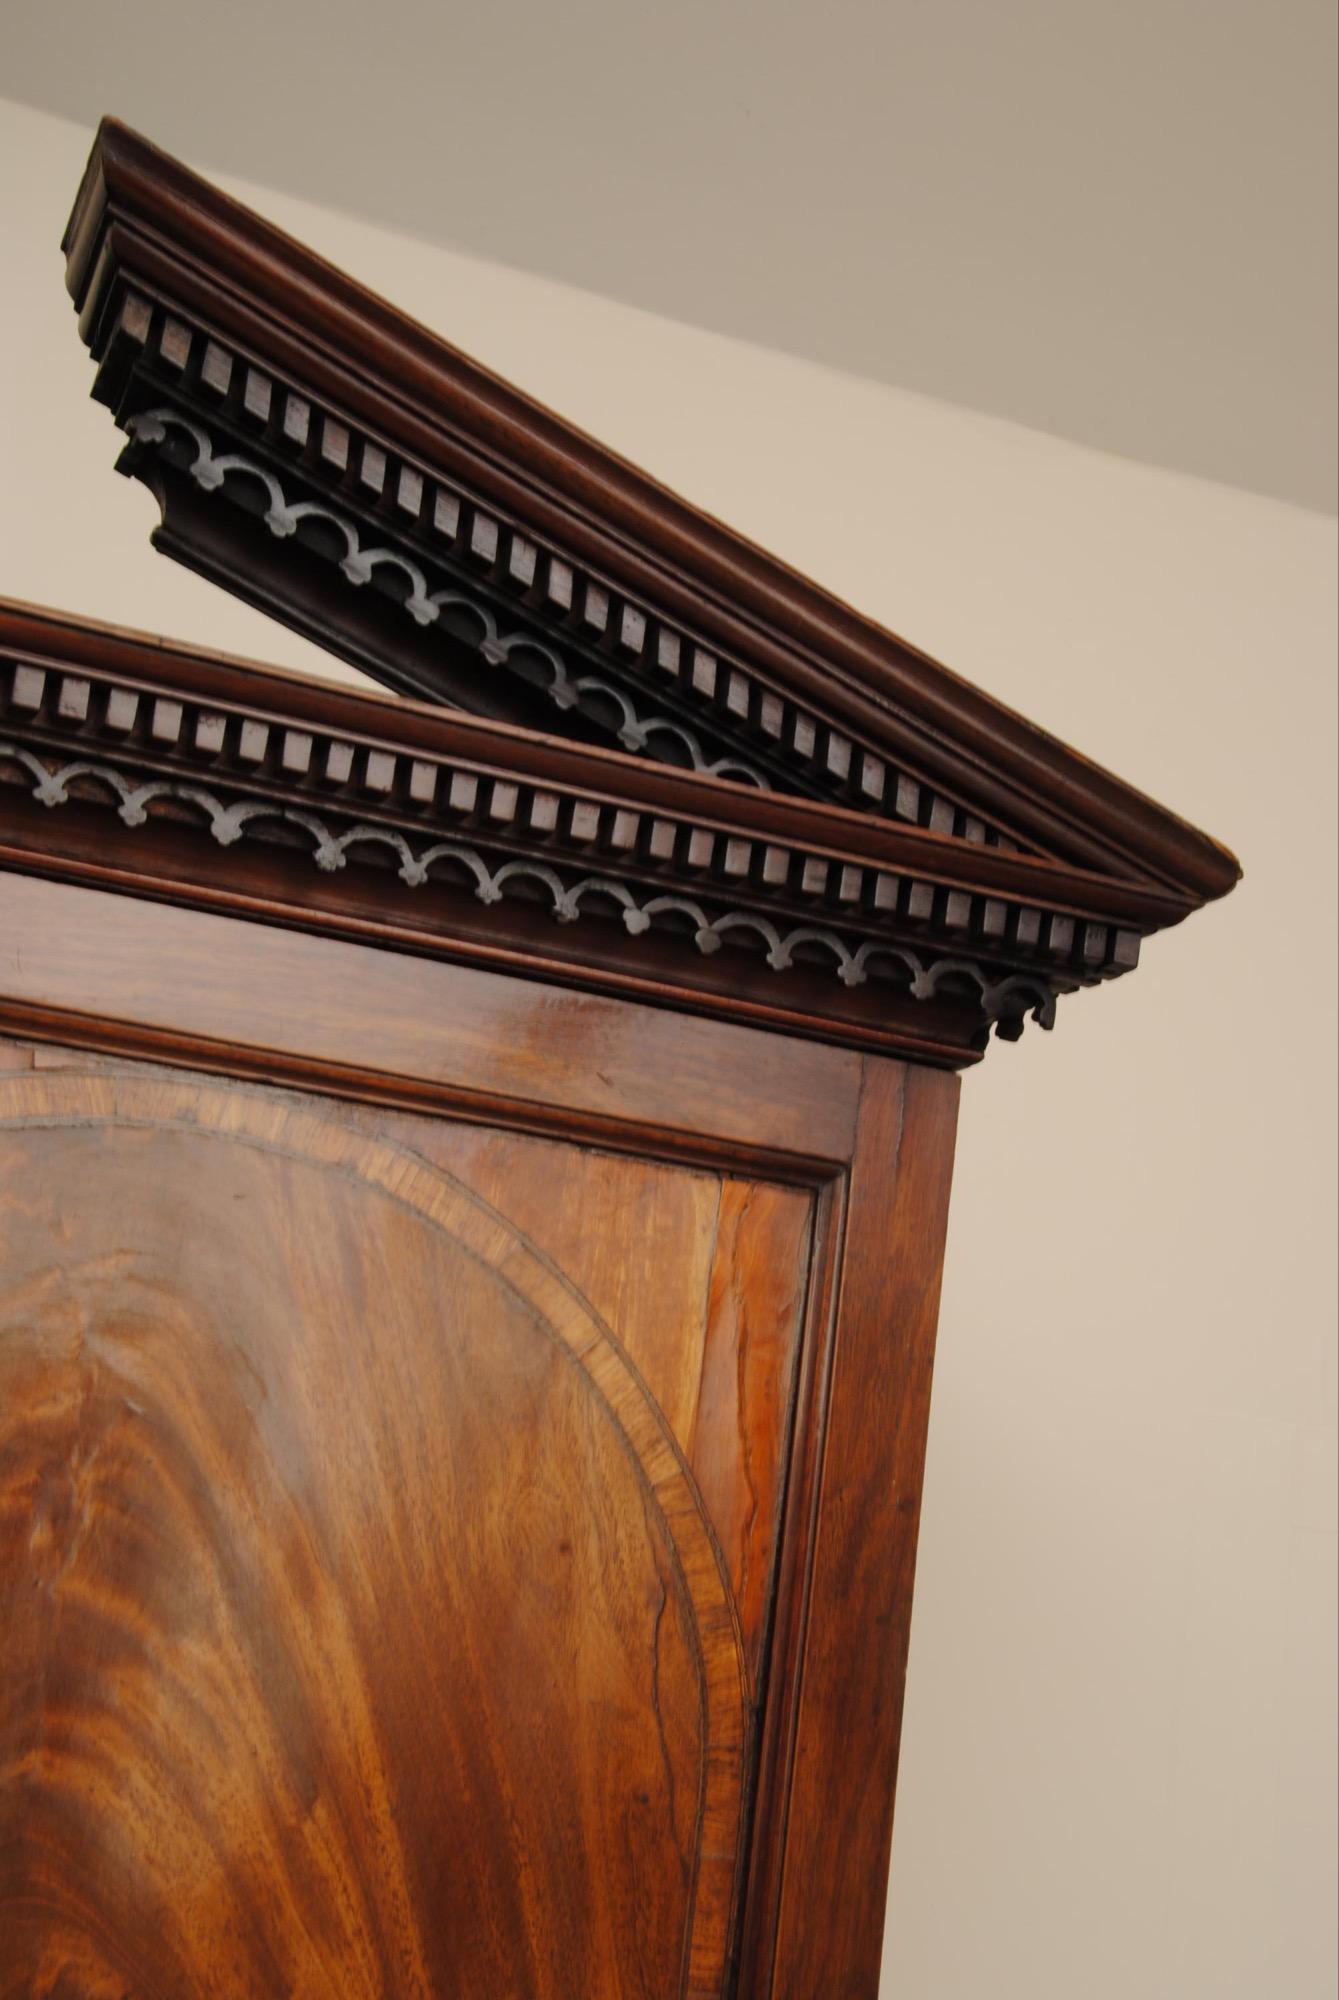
0;123;1236;2000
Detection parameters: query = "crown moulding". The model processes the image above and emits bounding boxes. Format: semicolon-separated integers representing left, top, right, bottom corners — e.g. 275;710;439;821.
37;123;1240;1064
60;122;1239;903
0;597;1183;1067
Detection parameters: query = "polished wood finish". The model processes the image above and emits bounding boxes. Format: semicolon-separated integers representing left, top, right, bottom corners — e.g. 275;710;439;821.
0;869;962;1997
0;1067;771;1995
0;872;861;1168
755;1064;958;1995
0;600;1234;1064
398;1114;814;1691
0;117;1239;1997
63;121;1240;904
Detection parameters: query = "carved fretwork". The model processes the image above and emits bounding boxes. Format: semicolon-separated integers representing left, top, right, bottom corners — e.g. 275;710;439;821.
91;301;1029;851
28;122;1239;1066
0;735;1061;1036
0;606;1182;1065
121;398;775;789
60;121;1241;910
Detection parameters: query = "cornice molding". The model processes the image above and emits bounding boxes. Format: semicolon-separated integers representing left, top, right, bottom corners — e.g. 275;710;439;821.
0;738;1060;1035
0;601;1172;1068
62;119;1240;908
123;400;778;792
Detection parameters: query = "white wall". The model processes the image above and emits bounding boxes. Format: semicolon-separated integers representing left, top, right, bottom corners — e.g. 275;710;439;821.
3;94;1335;2000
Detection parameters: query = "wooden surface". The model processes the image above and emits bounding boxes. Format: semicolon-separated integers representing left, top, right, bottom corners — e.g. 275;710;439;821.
0;598;1217;928
1;598;1199;1066
0;869;962;1997
756;1063;959;1996
0;1063;814;1996
0;870;862;1169
389;1113;814;1693
63;122;1241;903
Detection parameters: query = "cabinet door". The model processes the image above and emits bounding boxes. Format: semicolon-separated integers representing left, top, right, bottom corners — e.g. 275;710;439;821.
0;1054;811;1999
0;876;959;2000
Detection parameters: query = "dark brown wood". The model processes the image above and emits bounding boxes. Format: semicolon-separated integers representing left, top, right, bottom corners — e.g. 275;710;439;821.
0;600;1226;1066
61;120;1240;902
0;600;1188;932
745;1061;960;1997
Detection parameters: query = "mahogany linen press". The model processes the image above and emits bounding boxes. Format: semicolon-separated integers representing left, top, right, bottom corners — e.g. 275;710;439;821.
0;122;1239;2000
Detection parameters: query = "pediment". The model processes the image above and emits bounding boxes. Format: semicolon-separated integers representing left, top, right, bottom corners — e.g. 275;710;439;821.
60;121;1238;921
0;120;1240;1064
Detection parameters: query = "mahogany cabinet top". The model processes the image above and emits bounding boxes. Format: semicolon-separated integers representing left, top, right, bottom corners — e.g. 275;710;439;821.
0;592;1225;1067
19;117;1240;1066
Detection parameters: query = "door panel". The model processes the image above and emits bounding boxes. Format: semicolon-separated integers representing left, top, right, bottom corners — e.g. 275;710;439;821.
357;1108;813;1691
0;1062;814;1998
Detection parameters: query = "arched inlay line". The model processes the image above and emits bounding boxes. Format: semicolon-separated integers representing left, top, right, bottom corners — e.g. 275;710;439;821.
0;1071;750;1998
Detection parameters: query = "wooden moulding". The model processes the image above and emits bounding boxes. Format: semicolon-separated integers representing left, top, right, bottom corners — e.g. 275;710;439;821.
0;595;1227;1066
0;879;960;1998
59;121;1239;913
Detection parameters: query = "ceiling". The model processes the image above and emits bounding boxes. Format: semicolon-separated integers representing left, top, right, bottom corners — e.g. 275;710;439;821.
5;0;1335;512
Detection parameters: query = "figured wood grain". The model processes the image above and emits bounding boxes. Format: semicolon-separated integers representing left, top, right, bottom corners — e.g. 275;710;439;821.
0;1071;751;1998
689;1181;812;1695
327;1109;813;1708
379;1114;725;1450
0;875;963;1997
